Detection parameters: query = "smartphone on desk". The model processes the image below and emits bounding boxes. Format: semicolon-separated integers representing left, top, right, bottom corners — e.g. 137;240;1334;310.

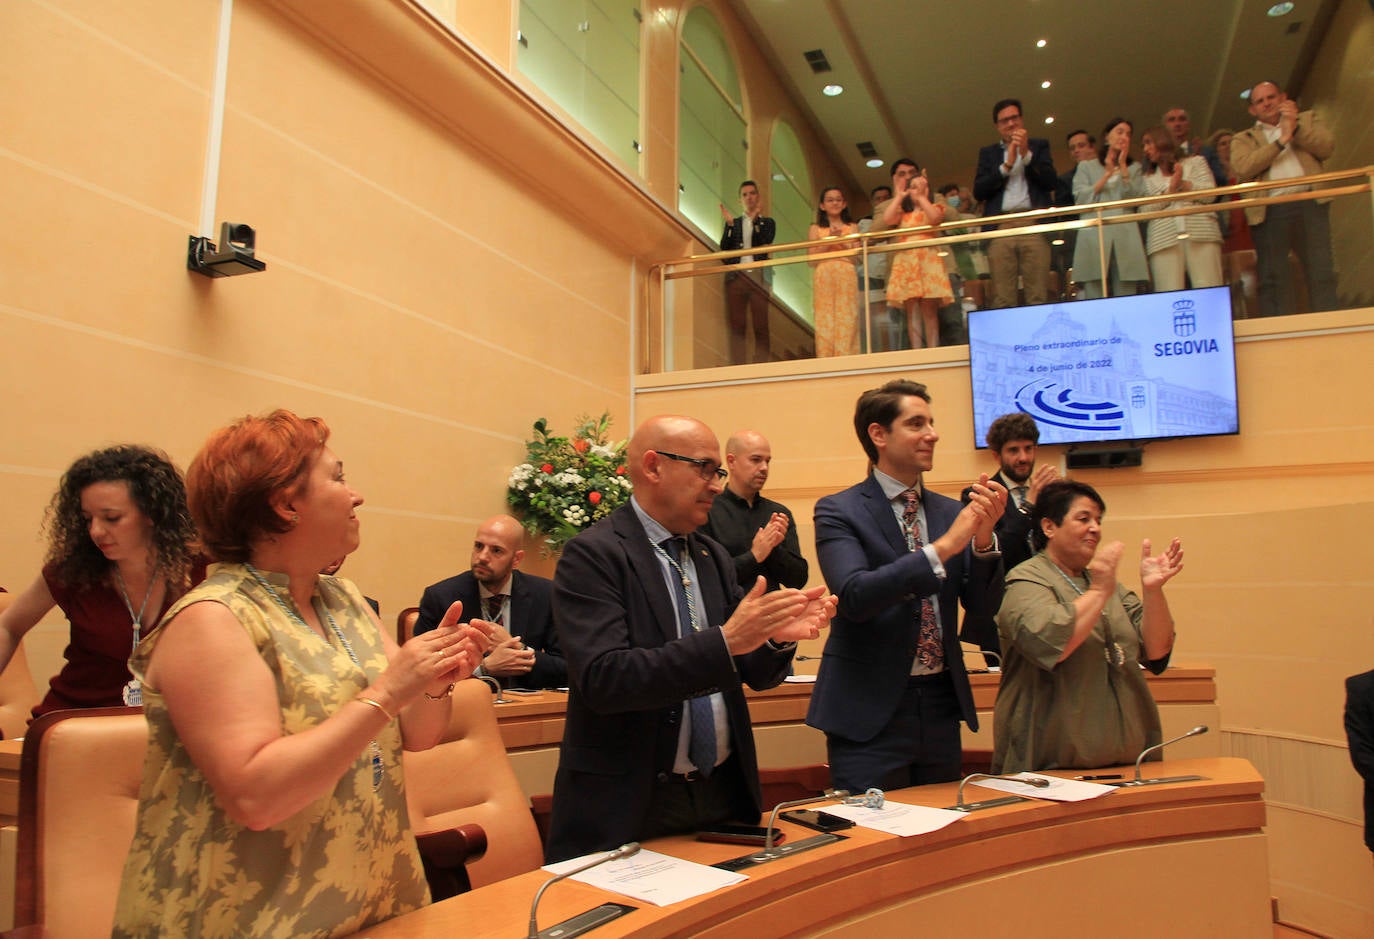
779;809;855;833
696;824;785;847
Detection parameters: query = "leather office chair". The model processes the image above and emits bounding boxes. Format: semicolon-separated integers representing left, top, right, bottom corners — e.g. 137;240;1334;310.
397;606;420;645
403;678;543;895
11;706;145;939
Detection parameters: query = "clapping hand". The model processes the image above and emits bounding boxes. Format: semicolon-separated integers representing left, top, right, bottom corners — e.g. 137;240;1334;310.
1139;537;1184;590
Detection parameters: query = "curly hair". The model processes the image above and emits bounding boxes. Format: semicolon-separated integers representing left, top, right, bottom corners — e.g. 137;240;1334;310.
187;409;330;563
43;445;198;592
986;413;1041;452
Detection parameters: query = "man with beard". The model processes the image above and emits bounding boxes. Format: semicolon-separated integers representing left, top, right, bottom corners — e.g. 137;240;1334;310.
960;413;1058;658
699;430;809;591
414;514;565;689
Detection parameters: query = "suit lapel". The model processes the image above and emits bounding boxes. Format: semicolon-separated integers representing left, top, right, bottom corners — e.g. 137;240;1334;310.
613;508;680;645
508;571;531;631
686;533;725;626
860;475;909;557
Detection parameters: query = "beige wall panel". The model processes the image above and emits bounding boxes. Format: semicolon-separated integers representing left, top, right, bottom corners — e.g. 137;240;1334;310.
416;0;514;66
1;0;215;220
1266;805;1374;938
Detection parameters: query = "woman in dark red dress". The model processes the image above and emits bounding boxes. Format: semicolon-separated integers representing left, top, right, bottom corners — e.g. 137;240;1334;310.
0;445;204;719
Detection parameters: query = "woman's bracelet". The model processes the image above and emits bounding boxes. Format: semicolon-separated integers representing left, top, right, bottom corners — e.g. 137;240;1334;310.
354;694;395;721
424;683;456;701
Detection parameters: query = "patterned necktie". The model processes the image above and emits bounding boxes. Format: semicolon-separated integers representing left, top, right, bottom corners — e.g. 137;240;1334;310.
901;489;944;671
484;594;506;626
1014;486;1029;510
660;537;717;777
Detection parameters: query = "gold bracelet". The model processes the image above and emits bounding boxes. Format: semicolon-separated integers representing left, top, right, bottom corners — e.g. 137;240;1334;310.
423;683;456;701
354;694;395;721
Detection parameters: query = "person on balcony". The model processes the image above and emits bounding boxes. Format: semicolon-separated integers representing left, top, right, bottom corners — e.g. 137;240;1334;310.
1230;80;1338;318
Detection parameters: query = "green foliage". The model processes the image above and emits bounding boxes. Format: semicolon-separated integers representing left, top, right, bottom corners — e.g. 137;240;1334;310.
506;413;631;555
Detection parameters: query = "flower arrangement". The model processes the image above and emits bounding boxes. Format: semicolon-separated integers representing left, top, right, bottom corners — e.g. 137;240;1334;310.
507;413;632;554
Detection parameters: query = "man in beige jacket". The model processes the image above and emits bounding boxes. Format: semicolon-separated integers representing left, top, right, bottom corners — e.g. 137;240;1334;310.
1230;80;1337;318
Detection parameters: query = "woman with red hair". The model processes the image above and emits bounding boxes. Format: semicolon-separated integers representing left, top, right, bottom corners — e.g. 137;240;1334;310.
112;410;492;939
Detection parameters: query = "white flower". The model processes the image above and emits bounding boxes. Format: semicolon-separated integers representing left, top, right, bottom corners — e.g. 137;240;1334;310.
590;444;617;458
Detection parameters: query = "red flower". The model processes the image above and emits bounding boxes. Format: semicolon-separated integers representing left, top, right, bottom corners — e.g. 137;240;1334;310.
573;438;590;453
588;491;602;505
615;466;626;476
540;463;554;474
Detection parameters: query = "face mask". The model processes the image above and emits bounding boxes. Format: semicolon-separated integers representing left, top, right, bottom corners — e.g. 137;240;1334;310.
946;195;961;209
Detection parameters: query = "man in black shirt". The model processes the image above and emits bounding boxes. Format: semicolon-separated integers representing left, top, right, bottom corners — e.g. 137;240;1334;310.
699;430;808;591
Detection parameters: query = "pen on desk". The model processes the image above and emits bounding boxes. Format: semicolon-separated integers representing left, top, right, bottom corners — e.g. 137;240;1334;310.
1074;774;1124;781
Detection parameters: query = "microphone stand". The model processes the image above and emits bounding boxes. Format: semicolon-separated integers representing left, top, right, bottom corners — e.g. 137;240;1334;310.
761;788;850;854
527;843;640;939
1114;725;1209;788
943;772;1050;812
476;674;509;704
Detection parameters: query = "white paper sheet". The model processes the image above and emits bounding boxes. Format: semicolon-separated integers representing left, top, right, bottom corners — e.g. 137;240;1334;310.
541;848;746;907
968;772;1115;802
783;673;817;683
821;800;967;836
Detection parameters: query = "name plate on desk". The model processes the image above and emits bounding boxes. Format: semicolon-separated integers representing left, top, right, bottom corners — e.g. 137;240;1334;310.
712;832;848;872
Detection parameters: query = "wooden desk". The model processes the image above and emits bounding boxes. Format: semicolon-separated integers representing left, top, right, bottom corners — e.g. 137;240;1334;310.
341;757;1270;938
490;665;1220;801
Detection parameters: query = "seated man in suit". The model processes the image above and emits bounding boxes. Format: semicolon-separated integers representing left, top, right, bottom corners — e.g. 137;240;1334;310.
545;415;834;862
415;514;565;689
808;379;1006;794
1346;668;1374;858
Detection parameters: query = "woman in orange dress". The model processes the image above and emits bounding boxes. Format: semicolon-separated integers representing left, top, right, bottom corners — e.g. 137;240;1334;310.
808;187;860;357
882;161;952;349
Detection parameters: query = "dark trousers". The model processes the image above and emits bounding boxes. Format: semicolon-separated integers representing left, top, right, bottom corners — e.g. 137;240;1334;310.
1251;201;1338;318
641;753;749;841
826;672;963;794
725;272;770;364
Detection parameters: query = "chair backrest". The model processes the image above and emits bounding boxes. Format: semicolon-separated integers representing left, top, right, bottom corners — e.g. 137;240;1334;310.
0;592;41;738
397;606;420;644
14;707;146;938
403;679;543;887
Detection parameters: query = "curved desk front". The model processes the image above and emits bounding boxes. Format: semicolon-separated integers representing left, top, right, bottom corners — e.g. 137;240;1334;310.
490;664;1220;801
345;756;1269;939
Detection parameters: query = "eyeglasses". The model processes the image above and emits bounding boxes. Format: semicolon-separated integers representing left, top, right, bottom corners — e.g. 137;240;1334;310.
654;450;727;481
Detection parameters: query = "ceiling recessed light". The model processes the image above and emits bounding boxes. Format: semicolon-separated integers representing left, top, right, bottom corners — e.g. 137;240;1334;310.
1041;80;1052;89
822;84;844;97
865;158;883;168
1036;38;1047;48
1051;238;1066;247
1240;87;1252;99
1044;116;1055;125
1267;1;1294;16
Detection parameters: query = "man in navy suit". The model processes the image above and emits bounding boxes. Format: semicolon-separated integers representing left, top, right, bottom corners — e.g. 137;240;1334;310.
1345;668;1374;855
545;415;833;862
808;380;1006;793
720;180;777;364
414;514;566;689
974;98;1060;308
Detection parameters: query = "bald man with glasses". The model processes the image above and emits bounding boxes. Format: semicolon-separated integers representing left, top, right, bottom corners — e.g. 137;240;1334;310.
545;414;835;862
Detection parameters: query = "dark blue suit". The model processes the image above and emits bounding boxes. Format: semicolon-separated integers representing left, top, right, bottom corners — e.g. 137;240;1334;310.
545;504;794;862
414;569;566;690
973;138;1059;221
807;475;1002;790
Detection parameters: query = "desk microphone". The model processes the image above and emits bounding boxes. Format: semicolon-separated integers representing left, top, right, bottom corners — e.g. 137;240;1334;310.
952;772;1049;811
1118;725;1209;787
527;843;639;939
762;788;850;854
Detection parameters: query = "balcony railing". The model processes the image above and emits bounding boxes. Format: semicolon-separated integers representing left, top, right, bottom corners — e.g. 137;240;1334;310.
644;166;1373;374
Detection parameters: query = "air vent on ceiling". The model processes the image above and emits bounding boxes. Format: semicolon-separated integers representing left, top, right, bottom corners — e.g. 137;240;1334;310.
803;49;832;73
856;141;878;159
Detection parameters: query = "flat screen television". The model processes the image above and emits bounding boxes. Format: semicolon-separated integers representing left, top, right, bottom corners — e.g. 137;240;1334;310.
967;286;1240;449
